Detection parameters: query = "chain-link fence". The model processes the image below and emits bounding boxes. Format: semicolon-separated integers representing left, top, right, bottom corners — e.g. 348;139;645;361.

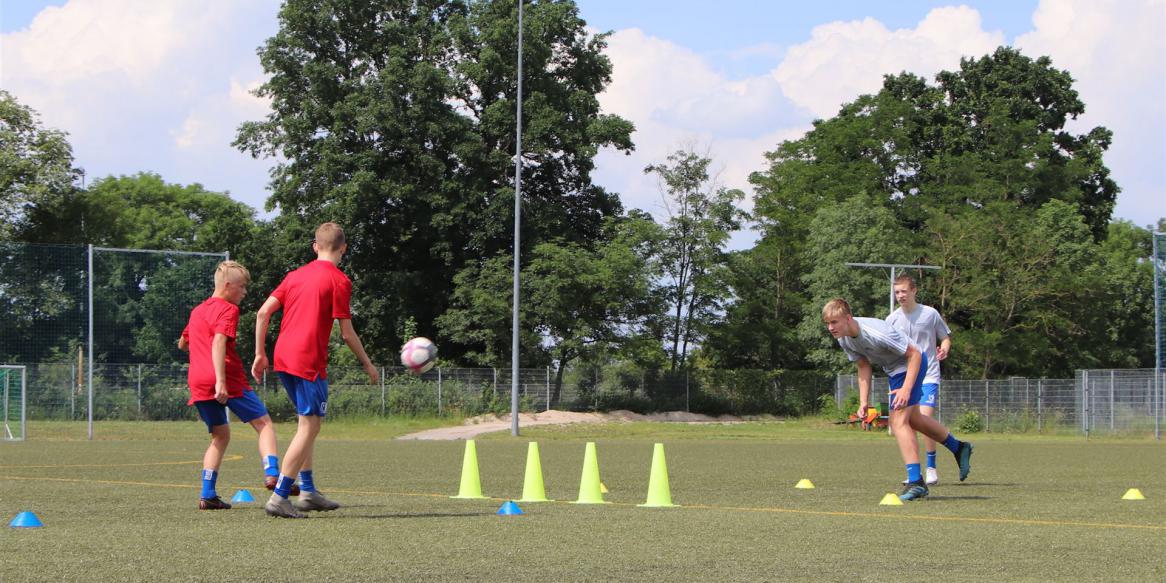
0;360;838;438
836;369;1164;436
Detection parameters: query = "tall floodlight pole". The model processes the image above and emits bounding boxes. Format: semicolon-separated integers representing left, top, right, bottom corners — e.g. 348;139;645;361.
1153;232;1162;440
845;262;940;316
510;0;524;437
87;244;94;440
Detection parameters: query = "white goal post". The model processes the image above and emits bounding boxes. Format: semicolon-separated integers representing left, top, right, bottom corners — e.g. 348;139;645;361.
1;365;27;441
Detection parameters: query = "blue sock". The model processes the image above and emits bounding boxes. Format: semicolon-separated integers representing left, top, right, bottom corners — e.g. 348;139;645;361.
298;470;316;493
274;474;296;498
926;451;937;469
200;469;218;499
906;463;922;483
263;455;280;478
942;434;961;454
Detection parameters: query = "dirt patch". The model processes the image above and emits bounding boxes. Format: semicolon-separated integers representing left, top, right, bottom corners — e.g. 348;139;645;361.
396;409;744;440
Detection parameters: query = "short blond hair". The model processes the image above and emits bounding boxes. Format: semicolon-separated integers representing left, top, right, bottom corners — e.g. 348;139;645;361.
214;260;251;287
314;222;346;252
821;298;852;320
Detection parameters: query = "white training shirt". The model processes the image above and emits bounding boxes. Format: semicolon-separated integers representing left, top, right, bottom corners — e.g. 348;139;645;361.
836;317;917;377
886;304;951;385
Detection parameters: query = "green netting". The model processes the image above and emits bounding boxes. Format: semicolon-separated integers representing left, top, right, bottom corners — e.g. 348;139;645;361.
92;248;225;365
0;243;224;429
0;242;86;364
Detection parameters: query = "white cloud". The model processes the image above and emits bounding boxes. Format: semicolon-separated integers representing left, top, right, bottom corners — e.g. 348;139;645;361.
0;0;281;212
1016;0;1166;225
773;6;1004;119
595;28;809;230
172;115;204;149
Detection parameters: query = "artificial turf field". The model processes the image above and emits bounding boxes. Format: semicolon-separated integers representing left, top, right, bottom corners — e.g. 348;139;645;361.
2;419;1164;582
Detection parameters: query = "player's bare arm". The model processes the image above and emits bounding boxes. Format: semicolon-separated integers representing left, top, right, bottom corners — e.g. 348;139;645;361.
251;296;281;381
339;318;378;384
856;357;873;416
937;335;951;361
212;333;229;404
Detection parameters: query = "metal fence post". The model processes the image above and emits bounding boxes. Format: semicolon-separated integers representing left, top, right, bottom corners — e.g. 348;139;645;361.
137;364;142;416
545;366;550;412
380;367;386;417
437;367;443;417
984;379;989;429
685;369;690;413
1077;370;1086;438
1110;370;1115;432
493;367;497;396
1037;379;1043;433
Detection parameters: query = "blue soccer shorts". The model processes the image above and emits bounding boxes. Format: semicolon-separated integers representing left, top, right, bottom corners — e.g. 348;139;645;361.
194;390;269;431
919;383;940;408
887;352;930;409
277;372;329;417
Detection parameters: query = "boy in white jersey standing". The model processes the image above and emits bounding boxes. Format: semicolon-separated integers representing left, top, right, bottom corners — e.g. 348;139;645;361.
823;298;972;500
886;274;951;485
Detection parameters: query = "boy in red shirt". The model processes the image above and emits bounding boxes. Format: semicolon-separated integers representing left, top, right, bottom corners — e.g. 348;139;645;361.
180;260;293;510
252;222;379;518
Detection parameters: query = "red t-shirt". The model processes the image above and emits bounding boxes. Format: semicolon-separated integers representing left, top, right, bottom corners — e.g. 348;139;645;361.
182;297;251;404
271;260;352;381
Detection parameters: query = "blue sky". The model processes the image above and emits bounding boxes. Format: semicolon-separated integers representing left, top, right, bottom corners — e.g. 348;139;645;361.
1;0;1161;237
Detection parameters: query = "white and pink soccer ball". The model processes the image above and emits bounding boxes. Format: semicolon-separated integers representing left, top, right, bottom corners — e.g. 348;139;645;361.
400;337;438;374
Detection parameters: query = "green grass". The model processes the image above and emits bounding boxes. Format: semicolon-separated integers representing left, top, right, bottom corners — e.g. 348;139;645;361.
3;421;1165;582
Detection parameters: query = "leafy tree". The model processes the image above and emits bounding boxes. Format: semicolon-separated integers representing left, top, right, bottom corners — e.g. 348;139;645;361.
438;215;661;402
0;90;82;240
798;193;916;372
926;200;1101;378
644;148;744;371
1079;220;1156;369
746;47;1121;377
13;172;271;364
701;239;809;369
234;0;633;363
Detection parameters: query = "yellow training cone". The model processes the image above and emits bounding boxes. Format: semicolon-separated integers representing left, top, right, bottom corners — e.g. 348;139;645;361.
795;479;815;489
879;493;903;506
1122;488;1146;500
450;439;488;499
571;442;608;504
638;443;678;507
600;482;610;494
517;442;552;502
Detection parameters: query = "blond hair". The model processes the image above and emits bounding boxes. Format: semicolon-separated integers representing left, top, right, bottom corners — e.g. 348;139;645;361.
214;260;251;287
821;298;852;320
314;222;346;252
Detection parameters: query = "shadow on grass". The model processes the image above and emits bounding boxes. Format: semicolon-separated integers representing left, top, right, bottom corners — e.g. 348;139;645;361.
339;511;496;520
926;495;993;501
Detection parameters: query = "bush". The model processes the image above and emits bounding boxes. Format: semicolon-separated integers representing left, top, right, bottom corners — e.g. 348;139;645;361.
956;409;983;433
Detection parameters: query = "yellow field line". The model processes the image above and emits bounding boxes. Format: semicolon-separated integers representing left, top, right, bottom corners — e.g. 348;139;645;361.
3;475;1161;532
6;475;197;490
0;454;243;469
679;503;1166;531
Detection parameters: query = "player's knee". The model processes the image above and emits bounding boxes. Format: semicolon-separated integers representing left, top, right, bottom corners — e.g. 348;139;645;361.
250;415;272;432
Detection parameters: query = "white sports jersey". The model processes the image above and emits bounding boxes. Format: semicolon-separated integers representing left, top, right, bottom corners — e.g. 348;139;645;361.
837;317;917;376
886;304;950;385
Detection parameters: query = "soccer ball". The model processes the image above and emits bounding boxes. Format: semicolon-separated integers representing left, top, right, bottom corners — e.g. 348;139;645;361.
400;337;437;374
